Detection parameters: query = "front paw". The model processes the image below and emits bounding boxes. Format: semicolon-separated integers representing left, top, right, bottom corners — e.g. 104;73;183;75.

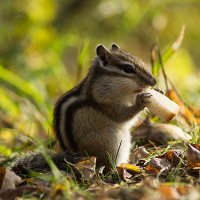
136;93;152;108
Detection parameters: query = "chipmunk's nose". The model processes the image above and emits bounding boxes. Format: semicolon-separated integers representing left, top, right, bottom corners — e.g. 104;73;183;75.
139;70;157;86
143;76;156;86
142;77;156;87
149;77;156;86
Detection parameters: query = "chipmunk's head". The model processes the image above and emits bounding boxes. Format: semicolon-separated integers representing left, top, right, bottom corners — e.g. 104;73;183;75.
91;44;156;103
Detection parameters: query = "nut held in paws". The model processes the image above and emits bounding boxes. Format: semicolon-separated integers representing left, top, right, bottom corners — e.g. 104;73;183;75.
145;89;180;122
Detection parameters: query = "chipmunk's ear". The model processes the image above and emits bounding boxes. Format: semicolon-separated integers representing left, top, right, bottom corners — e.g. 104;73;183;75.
96;45;108;57
111;43;119;50
96;45;109;65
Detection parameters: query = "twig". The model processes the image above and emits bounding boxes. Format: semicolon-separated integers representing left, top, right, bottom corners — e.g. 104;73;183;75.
155;43;169;91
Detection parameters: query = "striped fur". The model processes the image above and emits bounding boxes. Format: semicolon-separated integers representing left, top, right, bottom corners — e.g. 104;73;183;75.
53;44;156;168
53;84;82;150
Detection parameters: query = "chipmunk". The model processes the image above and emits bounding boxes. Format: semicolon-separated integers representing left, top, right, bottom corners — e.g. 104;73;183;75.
53;43;156;168
11;44;156;176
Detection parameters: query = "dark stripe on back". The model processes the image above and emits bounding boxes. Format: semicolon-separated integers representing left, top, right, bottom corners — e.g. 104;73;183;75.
53;85;82;150
64;100;83;151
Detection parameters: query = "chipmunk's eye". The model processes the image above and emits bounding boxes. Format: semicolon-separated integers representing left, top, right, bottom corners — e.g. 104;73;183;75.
122;64;136;74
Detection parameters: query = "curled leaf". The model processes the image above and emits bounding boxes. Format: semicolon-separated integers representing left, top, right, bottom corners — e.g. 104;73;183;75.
0;168;21;194
116;167;132;182
165;149;184;167
187;144;200;168
145;157;171;174
117;163;141;181
167;89;200;125
73;157;96;181
130;146;150;164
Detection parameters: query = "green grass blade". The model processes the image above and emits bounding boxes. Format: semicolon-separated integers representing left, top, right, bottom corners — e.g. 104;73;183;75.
0;65;48;111
152;26;186;76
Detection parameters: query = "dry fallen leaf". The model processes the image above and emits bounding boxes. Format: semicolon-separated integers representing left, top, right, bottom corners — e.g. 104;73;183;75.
0;168;21;194
158;184;180;200
167;89;200;125
187;144;200;168
73;157;96;181
0;186;44;200
130;146;150;164
117;163;142;181
176;185;190;195
165;149;184;167
145;157;171;174
116;167;132;182
191;144;200;150
189;106;200;118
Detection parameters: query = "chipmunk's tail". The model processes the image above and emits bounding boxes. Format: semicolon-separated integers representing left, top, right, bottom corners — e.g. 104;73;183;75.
11;150;84;177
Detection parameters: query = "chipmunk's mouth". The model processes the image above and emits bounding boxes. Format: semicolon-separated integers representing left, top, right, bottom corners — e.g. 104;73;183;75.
134;89;143;93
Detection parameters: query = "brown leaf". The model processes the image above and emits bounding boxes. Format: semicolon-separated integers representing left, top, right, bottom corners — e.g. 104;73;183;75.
176;185;189;195
145;157;171;174
167;89;200;125
192;144;200;150
159;184;180;200
116;166;132;182
130;146;150;164
187;144;200;168
0;168;21;194
117;163;142;181
165;149;184;167
0;186;46;200
189;106;200;118
73;157;96;181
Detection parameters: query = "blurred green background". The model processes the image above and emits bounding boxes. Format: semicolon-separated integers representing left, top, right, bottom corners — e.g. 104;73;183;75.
0;0;200;151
